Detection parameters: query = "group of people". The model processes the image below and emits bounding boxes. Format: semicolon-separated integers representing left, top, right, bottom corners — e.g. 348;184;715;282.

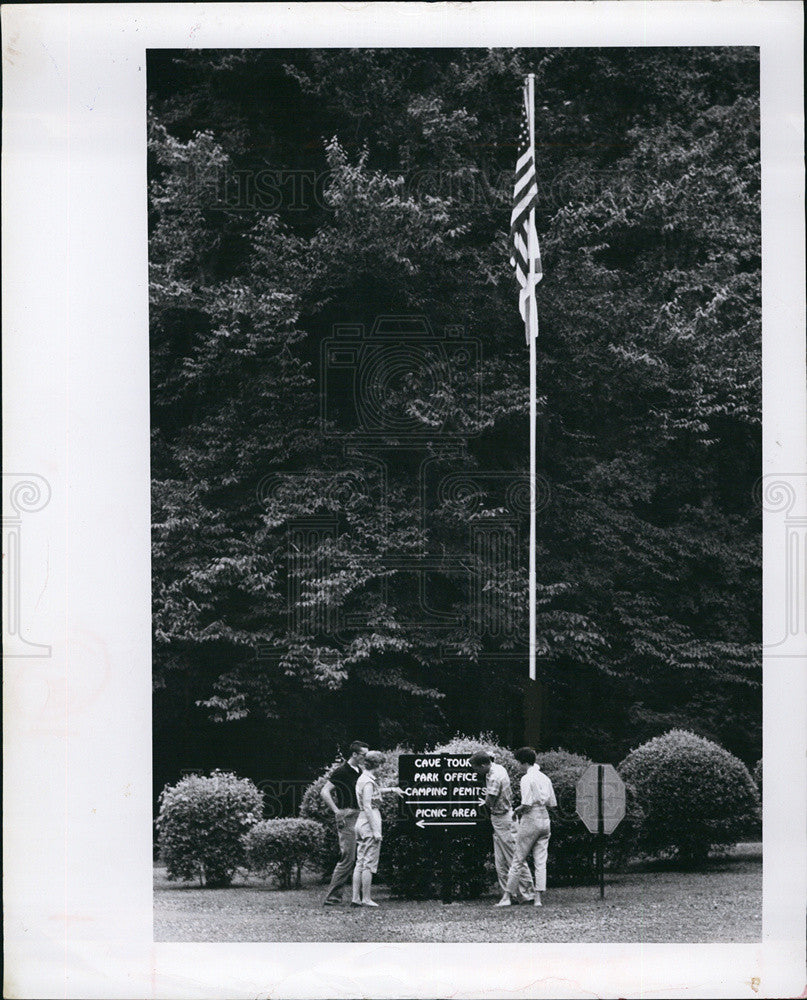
469;747;557;907
320;741;557;908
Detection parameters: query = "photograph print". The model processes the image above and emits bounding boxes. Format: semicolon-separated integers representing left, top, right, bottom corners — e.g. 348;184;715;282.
149;46;762;943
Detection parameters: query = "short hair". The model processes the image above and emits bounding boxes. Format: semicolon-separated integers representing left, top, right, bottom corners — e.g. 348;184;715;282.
349;741;369;755
363;750;384;769
514;746;537;765
469;751;492;767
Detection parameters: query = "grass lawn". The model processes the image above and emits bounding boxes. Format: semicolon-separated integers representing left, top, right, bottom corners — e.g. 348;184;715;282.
154;842;761;943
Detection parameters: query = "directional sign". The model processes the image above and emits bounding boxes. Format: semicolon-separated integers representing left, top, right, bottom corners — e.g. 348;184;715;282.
398;754;486;827
575;763;626;835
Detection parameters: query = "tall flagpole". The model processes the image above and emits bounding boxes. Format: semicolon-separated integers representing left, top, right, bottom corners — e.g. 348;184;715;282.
527;72;538;683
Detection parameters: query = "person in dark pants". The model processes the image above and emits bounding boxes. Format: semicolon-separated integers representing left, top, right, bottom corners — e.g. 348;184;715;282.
321;741;369;905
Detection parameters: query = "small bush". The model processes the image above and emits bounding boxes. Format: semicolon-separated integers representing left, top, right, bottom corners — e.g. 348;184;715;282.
619;729;760;867
536;749;643;885
156;770;263;887
243;818;326;888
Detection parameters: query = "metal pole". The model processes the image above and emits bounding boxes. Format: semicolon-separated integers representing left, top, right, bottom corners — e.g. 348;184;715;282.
440;826;452;903
597;764;605;900
527;72;538;684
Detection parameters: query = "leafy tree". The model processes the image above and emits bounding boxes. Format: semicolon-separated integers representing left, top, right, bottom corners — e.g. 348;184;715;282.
149;48;761;797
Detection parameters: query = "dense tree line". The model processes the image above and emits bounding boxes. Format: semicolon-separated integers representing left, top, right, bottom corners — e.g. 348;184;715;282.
149;48;760;798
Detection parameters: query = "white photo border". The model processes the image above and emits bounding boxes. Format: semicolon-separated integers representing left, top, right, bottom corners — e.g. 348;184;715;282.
2;2;805;998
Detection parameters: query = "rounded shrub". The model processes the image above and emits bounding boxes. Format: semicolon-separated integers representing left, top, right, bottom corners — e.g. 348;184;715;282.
243;818;326;888
536;749;643;885
619;729;760;867
753;758;762;797
156;770;263;887
384;733;519;900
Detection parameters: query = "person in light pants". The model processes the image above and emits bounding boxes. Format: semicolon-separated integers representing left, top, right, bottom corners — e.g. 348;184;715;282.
496;746;557;907
470;750;535;902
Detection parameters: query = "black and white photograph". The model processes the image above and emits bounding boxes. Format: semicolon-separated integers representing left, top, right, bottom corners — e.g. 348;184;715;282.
3;3;805;998
149;45;764;943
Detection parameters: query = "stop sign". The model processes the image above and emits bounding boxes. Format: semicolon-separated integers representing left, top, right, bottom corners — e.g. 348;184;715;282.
575;764;626;835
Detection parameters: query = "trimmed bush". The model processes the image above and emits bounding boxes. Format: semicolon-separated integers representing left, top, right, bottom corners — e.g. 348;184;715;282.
156;770;263;887
619;729;760;866
536;749;643;885
243;818;326;888
384;733;519;900
753;758;762;797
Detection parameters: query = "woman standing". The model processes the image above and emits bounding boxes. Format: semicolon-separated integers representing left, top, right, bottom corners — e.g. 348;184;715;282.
496;747;557;907
351;751;401;907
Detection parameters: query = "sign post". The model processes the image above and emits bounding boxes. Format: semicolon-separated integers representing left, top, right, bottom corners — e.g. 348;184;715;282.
398;754;487;903
597;764;604;899
575;763;626;900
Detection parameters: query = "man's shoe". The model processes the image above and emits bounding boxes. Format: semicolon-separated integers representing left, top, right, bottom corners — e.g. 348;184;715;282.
323;897;341;906
362;900;379;907
494;897;512;907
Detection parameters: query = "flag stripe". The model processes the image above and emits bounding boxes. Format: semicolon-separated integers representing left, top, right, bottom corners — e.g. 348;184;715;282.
511;80;542;343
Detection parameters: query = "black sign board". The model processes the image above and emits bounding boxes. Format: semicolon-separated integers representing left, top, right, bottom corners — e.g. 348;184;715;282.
398;753;486;827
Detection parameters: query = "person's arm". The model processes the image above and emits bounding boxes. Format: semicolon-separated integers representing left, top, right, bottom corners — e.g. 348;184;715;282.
320;779;344;818
379;785;404;796
479;772;499;812
514;773;532;817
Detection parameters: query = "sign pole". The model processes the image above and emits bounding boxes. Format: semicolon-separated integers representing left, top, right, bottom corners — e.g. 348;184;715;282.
597;763;605;900
440;826;452;904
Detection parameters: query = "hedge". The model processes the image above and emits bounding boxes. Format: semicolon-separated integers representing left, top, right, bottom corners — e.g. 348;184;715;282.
243;818;326;888
155;770;263;887
619;729;760;866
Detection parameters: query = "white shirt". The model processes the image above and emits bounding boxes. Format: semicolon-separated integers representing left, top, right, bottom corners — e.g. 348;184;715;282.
520;764;557;812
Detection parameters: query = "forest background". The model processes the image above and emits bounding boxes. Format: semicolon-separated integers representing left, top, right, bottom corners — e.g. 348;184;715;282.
148;47;760;808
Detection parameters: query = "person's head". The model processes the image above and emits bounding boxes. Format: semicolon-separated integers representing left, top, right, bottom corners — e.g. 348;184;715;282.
469;750;493;776
513;746;537;775
348;741;369;766
363;750;384;771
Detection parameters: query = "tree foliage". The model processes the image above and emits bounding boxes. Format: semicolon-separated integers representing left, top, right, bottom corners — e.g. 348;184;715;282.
149;48;760;791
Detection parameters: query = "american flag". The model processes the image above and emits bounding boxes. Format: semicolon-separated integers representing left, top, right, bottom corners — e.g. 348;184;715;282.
510;80;542;342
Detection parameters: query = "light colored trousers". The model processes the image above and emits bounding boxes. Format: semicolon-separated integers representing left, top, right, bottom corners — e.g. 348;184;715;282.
325;809;359;899
491;811;535;898
506;809;551;894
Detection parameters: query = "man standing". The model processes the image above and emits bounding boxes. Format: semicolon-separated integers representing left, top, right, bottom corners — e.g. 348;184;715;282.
321;741;368;905
496;746;557;907
470;750;535;902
